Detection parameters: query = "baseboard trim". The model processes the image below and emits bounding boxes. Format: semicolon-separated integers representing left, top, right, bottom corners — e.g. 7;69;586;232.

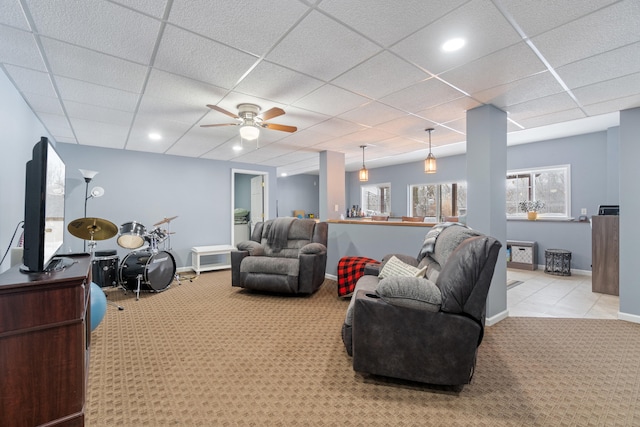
618;311;640;324
325;273;337;281
486;310;509;326
177;266;195;273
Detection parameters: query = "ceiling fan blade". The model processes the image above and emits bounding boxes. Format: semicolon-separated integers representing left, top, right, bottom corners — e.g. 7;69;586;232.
200;123;238;128
207;104;239;119
259;107;285;121
264;123;297;133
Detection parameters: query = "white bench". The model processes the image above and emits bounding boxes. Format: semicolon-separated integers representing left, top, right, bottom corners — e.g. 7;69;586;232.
191;244;236;274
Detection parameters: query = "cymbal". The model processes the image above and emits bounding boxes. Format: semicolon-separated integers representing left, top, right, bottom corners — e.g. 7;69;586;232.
153;215;178;227
67;217;118;241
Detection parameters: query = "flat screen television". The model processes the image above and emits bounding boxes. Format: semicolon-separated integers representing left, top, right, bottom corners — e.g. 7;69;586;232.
21;137;67;273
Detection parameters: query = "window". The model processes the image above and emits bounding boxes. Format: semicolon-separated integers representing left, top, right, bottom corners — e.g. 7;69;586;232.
361;183;391;216
506;165;571;219
409;182;467;222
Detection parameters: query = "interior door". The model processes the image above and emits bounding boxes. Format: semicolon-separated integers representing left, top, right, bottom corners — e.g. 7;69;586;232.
250;175;264;233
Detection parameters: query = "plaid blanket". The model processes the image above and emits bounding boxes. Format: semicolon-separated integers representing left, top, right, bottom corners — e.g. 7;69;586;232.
337;256;380;297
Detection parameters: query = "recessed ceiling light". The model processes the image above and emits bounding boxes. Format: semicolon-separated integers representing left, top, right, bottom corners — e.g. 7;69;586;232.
442;38;465;52
281;172;288;177
148;132;162;141
232;144;243;152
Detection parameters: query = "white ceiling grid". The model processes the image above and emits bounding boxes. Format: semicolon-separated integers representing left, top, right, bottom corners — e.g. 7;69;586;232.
0;0;637;175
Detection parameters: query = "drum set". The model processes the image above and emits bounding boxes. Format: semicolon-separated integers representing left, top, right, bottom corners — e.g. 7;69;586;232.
67;215;179;301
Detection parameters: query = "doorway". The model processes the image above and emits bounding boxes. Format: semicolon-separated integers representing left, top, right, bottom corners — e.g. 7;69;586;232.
231;169;269;245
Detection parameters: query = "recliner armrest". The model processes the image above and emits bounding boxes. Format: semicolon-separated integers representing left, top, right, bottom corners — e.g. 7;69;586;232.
236;240;265;256
299;242;326;255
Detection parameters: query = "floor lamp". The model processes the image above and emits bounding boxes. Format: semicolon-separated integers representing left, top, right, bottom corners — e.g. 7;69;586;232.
79;169;104;252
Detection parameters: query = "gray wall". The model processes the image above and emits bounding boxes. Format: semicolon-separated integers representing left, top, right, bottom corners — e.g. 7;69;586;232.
55;144;276;269
234;173;252;211
277;174;319;218
0;71;53;273
341;131;616;272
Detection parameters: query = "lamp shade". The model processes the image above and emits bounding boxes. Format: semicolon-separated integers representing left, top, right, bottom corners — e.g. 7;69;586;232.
79;169;98;182
359;167;368;182
424;153;437;174
239;124;260;140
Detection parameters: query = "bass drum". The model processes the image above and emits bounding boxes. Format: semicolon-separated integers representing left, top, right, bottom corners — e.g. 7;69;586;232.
119;250;176;292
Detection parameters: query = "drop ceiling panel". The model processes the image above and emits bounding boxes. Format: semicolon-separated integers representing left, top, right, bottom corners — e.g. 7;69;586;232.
64;101;134;126
0;25;46;71
145;70;228;107
154;25;258;89
234;61;324;105
266;10;381;81
376;115;436;139
41;38;148;93
70;118;129;149
111;0;168;18
274;129;333;148
21;93;65;116
441;42;547;95
37;113;73;139
556;42;640;90
260;150;318;167
127;117;193;153
0;2;30;29
472;72;564;109
332;51;429;99
415;97;481;125
531;1;640;68
500;0;620;38
507;92;581;122
168;0;308;55
318;0;466;48
518;108;587;129
379;78;463;113
391;0;522;75
5;65;56;97
308;118;366;137
55;76;140;112
136;95;206;125
343;128;397;144
337;101;406;127
26;0;161;63
293;84;369;117
583;94;640;117
573;73;640;106
166;126;233;157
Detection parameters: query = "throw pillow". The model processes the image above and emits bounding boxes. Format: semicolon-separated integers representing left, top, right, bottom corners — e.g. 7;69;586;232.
376;276;442;311
378;255;426;279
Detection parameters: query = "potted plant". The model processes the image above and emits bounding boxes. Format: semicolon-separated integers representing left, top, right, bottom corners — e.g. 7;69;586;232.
519;200;545;220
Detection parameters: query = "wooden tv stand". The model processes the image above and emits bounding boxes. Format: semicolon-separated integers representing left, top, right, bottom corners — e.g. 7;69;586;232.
0;254;91;427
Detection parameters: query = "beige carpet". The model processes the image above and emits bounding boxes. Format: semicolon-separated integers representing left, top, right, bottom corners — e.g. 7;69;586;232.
87;271;640;426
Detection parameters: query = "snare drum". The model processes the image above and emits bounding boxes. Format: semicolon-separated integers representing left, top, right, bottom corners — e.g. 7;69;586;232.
119;250;176;292
92;250;119;288
117;221;146;249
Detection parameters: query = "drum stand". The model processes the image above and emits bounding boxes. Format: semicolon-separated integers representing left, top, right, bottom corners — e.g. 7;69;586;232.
163;220;182;286
134;274;143;301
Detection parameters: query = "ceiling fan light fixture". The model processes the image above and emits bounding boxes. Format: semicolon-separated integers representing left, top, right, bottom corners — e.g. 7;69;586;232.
240;124;260;140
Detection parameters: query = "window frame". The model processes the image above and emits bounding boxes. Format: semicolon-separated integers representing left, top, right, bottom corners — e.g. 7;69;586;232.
408;181;467;222
360;182;391;216
506;164;571;220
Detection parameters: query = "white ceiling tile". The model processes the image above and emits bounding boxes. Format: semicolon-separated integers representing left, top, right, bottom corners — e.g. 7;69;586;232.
0;25;46;71
379;78;463;112
415;97;481;125
55;76;139;111
472;72;564;109
332;51;429;99
337;101;406;127
41;38;148;93
200;141;247;161
501;0;620;38
5;64;56;97
440;42;547;94
343;128;397;145
318;0;467;47
293;84;369;116
266;10;381;81
235;61;324;105
391;0;522;75
166;126;234;157
273;129;333;148
376;115;437;140
308;118;366;137
531;0;640;68
271;106;330;130
583;93;640;117
0;2;30;29
70;118;129;149
145;69;228;107
136;95;207;125
168;0;309;55
111;0;168;18
573;73;640;107
507;92;581;122
21;92;65;115
155;25;258;89
64;100;134;126
37;112;73;138
127;117;193;153
557;42;640;90
518;108;587;129
26;0;161;63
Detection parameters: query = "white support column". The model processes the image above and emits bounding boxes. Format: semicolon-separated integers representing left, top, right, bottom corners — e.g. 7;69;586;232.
319;150;345;221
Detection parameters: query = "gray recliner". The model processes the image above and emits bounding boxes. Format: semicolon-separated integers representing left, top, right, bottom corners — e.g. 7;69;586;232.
342;224;502;386
231;218;328;295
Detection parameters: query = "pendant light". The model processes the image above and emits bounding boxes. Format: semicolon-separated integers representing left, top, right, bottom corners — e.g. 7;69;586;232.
359;145;368;182
424;127;437;174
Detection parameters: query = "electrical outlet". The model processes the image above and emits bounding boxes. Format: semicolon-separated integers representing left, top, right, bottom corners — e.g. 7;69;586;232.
581;208;587;215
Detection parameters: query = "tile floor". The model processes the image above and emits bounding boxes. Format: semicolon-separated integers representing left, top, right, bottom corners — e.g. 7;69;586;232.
507;268;620;319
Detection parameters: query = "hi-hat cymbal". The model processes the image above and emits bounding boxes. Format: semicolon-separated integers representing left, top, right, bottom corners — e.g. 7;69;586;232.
153;215;178;227
67;217;118;241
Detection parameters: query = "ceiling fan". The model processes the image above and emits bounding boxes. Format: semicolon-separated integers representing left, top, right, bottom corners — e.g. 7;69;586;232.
201;103;297;140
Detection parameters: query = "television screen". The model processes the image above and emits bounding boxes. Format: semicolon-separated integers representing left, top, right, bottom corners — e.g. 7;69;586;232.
21;137;66;272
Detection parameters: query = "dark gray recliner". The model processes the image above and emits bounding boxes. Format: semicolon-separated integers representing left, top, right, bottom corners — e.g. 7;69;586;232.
342;225;502;386
231;218;328;295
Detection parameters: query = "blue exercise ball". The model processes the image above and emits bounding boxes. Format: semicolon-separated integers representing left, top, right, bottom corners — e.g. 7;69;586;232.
90;282;107;331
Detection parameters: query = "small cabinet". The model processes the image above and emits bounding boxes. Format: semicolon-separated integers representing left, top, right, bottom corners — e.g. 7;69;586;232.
592;216;619;296
506;240;537;270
